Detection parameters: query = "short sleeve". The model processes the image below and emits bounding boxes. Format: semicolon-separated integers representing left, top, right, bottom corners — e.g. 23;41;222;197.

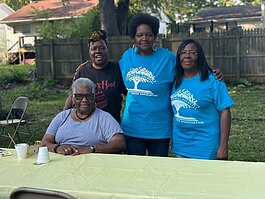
46;110;71;136
213;81;234;111
101;112;123;142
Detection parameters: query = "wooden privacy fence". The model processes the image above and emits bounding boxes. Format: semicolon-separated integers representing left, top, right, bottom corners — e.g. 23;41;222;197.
35;28;265;83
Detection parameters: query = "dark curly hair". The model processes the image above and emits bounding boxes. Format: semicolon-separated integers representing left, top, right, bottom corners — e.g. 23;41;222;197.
128;13;159;39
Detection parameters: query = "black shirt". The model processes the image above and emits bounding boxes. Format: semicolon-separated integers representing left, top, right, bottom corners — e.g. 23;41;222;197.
74;61;127;123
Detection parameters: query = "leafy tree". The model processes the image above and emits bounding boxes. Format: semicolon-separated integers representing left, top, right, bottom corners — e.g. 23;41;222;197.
0;0;30;10
36;6;100;39
2;0;262;37
99;0;263;35
218;0;261;6
99;0;216;35
130;0;242;22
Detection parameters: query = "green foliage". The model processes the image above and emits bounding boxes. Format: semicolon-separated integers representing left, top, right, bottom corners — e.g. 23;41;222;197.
0;65;68;146
0;64;35;84
129;0;263;25
0;0;30;10
218;0;261;6
229;84;265;161
37;6;100;39
129;0;216;23
0;81;68;146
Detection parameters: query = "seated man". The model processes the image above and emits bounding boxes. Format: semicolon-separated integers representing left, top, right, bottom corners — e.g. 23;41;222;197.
41;78;126;155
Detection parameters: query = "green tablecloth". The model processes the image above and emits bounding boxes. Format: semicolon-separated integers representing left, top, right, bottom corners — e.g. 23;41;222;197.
1;149;265;199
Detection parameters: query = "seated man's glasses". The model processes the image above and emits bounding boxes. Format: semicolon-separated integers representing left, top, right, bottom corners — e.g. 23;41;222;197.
73;93;94;101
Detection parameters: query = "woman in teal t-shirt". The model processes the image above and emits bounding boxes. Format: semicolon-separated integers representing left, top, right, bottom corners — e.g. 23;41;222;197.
170;39;234;160
119;13;176;156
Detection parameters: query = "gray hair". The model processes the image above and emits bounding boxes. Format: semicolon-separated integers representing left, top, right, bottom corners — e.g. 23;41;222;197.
71;78;96;94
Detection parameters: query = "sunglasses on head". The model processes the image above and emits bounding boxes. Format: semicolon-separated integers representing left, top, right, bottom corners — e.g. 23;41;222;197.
73;93;94;101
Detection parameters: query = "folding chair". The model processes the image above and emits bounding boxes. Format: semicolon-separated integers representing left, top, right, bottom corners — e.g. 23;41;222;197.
9;187;76;199
0;96;33;148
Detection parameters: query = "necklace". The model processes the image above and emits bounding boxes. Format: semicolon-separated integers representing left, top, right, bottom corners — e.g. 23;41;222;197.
75;109;94;120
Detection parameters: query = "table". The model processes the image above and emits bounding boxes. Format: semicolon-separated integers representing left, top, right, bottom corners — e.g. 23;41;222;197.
1;150;265;199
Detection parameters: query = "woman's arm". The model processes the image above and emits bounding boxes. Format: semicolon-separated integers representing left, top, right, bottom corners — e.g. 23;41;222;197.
41;134;78;155
75;133;126;154
41;134;58;153
217;108;231;160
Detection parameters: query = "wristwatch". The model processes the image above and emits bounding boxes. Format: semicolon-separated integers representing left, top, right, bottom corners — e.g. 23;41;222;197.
90;145;96;153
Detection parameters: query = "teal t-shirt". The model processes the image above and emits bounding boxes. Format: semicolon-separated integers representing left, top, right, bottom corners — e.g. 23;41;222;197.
119;48;176;139
170;73;234;159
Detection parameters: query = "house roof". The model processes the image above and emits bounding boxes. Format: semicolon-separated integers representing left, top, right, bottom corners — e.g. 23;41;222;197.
191;4;261;23
1;0;98;24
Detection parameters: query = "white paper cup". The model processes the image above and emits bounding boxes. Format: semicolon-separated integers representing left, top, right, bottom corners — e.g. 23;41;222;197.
15;143;28;160
36;146;50;164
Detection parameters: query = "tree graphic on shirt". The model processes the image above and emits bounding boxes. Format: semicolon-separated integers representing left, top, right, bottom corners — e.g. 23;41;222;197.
172;100;190;117
126;67;156;89
171;89;199;119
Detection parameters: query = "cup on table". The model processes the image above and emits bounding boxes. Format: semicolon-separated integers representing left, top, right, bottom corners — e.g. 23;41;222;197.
15;143;28;160
36;146;50;164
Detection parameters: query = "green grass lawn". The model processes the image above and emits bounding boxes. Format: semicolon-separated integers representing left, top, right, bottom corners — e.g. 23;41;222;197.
229;84;265;162
0;65;265;162
0;81;69;147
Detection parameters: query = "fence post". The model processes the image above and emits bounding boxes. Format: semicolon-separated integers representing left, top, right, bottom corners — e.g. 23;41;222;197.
79;38;84;64
158;36;163;48
210;32;214;68
235;30;240;81
50;39;55;79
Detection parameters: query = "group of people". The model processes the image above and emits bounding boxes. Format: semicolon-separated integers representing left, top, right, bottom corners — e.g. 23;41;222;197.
41;13;234;160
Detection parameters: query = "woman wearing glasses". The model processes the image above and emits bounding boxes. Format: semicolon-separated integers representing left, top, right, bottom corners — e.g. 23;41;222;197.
42;78;125;155
170;39;234;160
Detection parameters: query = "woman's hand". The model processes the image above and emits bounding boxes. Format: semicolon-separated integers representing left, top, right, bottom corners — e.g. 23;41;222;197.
213;68;223;81
217;146;228;160
56;144;79;155
73;146;93;155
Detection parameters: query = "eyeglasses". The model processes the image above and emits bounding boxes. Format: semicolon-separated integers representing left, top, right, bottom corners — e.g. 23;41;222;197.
73;93;94;101
90;45;107;52
179;51;198;57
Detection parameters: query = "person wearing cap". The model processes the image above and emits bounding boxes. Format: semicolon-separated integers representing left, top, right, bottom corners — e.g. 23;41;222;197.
64;30;127;123
119;13;222;157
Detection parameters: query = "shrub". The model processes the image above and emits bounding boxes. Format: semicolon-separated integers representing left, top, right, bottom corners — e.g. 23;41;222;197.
37;6;100;39
0;64;35;84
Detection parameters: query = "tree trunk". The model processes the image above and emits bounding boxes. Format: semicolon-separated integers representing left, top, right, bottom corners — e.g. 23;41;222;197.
117;0;130;35
99;0;120;36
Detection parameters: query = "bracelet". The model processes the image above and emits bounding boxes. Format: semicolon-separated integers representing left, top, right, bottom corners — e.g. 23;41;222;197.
54;144;60;153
